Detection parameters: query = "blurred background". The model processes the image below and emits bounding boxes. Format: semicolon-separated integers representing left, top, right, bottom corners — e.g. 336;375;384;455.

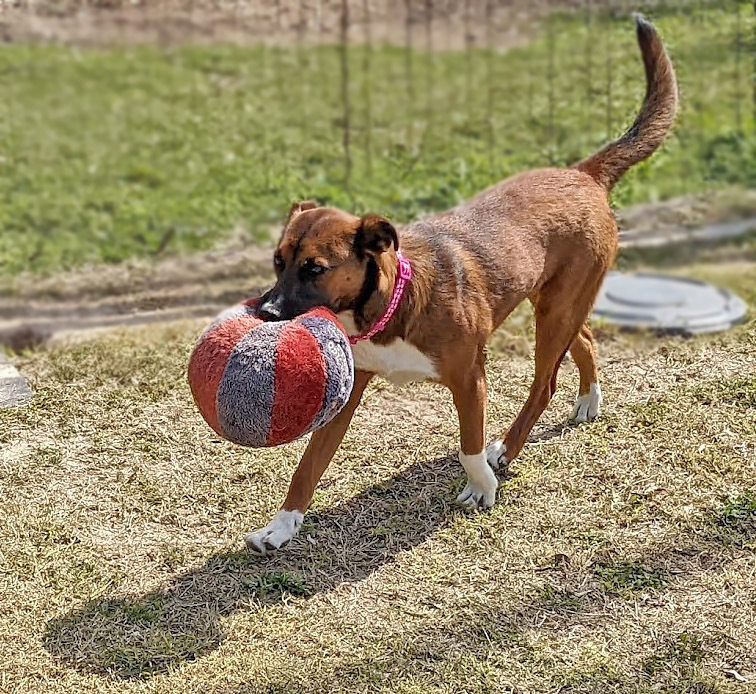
0;0;754;347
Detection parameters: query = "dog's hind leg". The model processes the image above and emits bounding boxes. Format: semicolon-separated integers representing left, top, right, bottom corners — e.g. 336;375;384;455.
449;349;499;510
568;324;602;423
497;275;603;465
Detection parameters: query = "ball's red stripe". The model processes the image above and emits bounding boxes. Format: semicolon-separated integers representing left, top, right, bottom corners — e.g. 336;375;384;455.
267;322;326;446
188;316;261;437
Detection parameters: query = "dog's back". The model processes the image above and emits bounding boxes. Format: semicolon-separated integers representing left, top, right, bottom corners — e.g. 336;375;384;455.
413;15;678;300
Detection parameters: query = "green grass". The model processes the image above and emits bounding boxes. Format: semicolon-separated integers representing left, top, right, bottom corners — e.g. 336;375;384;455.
595;562;667;597
715;491;756;546
245;570;312;599
1;2;754;280
642;633;705;676
718;492;756;527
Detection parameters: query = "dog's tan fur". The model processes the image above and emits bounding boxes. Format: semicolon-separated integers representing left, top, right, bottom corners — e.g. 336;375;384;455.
245;17;677;555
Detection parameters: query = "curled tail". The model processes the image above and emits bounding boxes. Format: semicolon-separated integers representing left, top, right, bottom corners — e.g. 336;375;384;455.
575;15;678;191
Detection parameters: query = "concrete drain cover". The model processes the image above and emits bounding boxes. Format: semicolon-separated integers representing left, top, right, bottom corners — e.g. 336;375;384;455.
0;353;34;408
593;272;748;334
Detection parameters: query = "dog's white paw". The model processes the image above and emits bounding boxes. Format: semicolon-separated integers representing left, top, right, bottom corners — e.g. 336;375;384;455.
570;383;602;423
485;439;508;470
245;510;303;556
457;451;498;509
457;479;497;509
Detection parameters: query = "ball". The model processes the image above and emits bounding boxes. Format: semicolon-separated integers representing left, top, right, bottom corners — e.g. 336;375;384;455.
188;299;355;447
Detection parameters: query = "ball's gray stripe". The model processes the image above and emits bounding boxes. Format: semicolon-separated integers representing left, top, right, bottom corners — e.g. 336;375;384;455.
298;316;355;433
216;321;282;447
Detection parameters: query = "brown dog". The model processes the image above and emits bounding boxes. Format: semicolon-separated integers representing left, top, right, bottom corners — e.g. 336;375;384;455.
245;16;677;555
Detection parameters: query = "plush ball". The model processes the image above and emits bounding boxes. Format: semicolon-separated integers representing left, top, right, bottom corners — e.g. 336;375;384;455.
188;299;355;447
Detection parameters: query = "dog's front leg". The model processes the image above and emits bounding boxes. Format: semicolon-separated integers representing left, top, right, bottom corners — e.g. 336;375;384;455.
450;356;498;510
245;370;373;555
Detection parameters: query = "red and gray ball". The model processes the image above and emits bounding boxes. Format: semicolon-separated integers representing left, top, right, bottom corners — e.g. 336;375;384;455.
188;300;355;447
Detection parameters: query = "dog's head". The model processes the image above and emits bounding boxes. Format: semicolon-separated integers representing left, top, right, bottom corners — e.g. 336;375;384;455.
257;201;398;321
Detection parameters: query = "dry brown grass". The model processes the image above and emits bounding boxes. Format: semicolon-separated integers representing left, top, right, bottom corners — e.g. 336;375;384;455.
1;257;754;692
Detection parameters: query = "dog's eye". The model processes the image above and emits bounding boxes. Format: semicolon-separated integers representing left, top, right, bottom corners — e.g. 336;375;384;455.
274;253;285;272
301;260;327;278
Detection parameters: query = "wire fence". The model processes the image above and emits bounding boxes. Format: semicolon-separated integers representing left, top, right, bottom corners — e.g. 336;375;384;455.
2;0;755;218
281;0;755;202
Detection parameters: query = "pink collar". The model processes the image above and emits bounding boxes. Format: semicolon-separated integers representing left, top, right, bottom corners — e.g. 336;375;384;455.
349;250;413;345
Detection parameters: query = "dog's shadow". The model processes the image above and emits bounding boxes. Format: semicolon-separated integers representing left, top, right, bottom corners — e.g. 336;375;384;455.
44;451;517;679
42;416;579;680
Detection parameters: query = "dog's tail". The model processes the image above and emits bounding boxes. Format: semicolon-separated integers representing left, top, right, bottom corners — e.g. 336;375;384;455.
574;15;678;191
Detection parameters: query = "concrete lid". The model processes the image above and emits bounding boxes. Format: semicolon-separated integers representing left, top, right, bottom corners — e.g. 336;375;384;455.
0;353;34;408
593;272;748;334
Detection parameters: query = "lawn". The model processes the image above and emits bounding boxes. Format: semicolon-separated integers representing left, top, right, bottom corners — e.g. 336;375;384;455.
2;2;756;691
1;2;754;280
1;254;754;692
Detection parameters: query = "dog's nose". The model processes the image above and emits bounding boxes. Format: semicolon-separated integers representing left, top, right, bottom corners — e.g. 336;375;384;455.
257;301;283;321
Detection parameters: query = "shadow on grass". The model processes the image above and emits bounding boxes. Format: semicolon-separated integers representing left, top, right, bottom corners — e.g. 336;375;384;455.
214;535;748;694
42;419;581;680
43;452;503;679
43;437;755;683
528;420;576;443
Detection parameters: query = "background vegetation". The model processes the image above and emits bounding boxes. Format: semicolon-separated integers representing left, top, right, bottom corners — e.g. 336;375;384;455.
1;1;753;278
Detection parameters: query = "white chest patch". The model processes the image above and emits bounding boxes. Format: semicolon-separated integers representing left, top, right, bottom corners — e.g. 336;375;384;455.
338;311;439;386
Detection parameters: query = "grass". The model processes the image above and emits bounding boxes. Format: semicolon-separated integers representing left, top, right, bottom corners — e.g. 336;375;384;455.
245;570;312;600
1;263;754;691
594;562;667;597
1;2;755;690
1;2;755;281
718;492;756;526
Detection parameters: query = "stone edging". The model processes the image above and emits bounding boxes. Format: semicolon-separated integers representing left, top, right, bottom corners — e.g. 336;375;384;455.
0;353;34;408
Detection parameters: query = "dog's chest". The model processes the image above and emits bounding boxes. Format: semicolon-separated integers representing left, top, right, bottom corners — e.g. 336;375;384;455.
337;312;439;386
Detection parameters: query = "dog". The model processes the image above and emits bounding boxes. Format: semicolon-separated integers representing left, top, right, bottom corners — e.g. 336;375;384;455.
245;16;677;555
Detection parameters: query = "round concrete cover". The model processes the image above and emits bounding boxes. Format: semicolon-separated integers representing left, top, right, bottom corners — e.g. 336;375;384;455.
593;272;748;334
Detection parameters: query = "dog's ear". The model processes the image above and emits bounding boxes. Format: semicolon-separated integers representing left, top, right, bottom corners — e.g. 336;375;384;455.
355;214;398;255
286;200;318;225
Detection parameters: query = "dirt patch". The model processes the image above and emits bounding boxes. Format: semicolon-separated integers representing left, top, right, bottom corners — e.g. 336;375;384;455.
617;189;756;246
2;189;754;352
0;0;557;47
0;241;276;349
